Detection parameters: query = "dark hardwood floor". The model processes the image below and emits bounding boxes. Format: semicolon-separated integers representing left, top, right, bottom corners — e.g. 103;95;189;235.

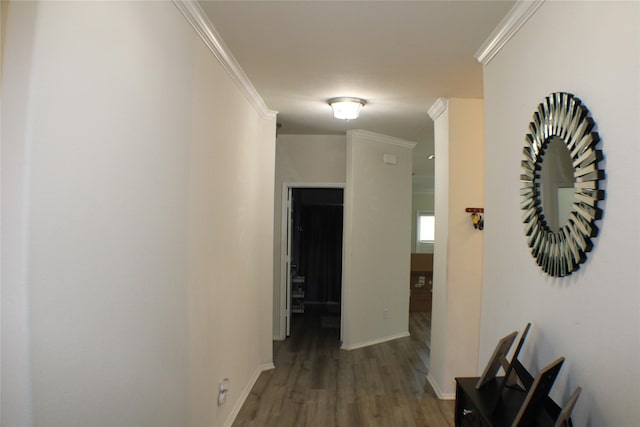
232;307;455;427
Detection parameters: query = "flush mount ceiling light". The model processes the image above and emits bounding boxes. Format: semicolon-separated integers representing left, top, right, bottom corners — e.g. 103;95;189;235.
328;97;366;120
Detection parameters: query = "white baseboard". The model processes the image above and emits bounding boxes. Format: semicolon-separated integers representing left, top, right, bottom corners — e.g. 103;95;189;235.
341;331;410;351
222;363;275;427
426;373;456;400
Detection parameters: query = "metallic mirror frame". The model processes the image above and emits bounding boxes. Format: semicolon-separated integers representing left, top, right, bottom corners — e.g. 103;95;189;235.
520;92;605;277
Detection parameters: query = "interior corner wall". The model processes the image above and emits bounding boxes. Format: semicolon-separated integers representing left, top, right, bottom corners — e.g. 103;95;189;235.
342;130;414;350
272;134;346;339
1;2;275;427
429;106;450;398
428;98;484;398
480;2;639;426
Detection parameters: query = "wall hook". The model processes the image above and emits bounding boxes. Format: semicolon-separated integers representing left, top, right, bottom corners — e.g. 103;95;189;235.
465;208;484;230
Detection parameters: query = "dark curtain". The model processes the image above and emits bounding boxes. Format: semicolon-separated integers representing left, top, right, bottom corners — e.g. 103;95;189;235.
299;205;343;303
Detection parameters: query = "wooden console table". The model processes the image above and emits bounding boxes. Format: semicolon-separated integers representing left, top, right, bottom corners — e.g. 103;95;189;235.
410;253;432;312
457;325;578;427
455;377;560;427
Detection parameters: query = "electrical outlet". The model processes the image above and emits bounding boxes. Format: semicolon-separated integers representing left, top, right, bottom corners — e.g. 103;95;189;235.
218;378;230;406
383;308;389;319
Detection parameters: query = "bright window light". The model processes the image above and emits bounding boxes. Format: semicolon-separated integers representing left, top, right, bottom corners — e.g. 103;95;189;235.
418;213;435;242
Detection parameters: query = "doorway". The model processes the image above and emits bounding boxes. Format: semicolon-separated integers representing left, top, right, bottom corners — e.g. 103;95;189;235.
284;187;344;339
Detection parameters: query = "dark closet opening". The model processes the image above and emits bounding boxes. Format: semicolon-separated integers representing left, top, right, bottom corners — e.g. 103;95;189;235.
290;188;343;332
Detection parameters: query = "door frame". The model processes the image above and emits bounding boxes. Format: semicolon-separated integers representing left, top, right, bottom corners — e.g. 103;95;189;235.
279;182;345;340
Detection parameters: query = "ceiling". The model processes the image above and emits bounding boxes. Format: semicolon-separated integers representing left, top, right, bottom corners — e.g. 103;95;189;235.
198;1;515;185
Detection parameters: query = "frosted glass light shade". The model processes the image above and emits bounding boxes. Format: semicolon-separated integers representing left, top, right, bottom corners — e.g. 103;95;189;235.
328;97;365;120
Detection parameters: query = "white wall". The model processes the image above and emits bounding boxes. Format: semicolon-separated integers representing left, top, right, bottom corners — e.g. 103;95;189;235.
428;99;484;398
342;130;415;349
0;4;3;422
2;2;35;424
1;2;275;426
481;2;639;426
272;134;346;339
430;106;450;397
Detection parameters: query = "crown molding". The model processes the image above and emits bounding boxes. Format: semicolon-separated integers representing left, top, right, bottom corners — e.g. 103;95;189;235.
172;0;277;120
474;0;545;66
427;98;448;121
348;129;417;149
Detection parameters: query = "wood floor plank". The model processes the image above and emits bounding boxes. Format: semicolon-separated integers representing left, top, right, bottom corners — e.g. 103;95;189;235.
232;309;454;426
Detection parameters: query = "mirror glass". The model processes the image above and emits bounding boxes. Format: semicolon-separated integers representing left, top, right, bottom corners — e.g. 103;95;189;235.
538;136;574;232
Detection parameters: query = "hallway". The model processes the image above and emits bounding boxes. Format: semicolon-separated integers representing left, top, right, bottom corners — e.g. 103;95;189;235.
233;310;454;426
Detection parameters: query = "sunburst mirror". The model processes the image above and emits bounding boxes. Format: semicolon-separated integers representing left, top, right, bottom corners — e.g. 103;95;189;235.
520;92;605;277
